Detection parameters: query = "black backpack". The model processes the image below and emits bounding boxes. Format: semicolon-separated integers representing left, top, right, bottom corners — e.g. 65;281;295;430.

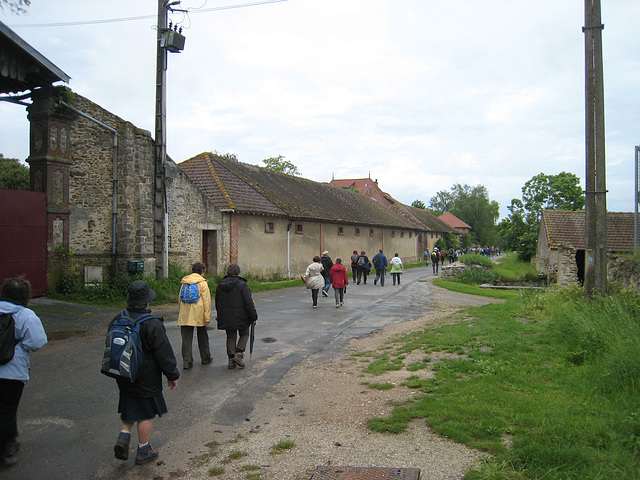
357;255;366;267
373;255;381;268
0;313;18;365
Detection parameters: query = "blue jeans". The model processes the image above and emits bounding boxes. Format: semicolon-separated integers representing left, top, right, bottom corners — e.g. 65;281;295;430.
322;277;331;293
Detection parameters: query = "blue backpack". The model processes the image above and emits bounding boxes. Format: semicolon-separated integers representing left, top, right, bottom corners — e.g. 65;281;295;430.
179;283;200;303
101;310;155;382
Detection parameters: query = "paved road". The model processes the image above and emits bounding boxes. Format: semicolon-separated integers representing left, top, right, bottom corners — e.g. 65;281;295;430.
3;264;440;480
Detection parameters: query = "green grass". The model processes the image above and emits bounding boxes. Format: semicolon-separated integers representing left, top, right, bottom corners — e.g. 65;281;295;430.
433;278;517;300
270;440;295;454
365;285;640;480
209;466;225;476
365;382;395;390
492;253;539;281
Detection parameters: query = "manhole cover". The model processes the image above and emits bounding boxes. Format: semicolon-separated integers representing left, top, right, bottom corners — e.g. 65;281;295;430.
311;466;420;480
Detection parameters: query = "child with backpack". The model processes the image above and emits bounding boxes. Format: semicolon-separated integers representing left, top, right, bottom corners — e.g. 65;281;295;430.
106;280;179;465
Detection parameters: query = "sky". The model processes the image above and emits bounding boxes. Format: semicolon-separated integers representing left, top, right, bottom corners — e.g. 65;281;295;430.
1;0;639;219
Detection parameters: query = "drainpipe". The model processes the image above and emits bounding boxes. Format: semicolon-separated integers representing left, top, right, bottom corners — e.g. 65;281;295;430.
287;221;292;278
60;101;119;257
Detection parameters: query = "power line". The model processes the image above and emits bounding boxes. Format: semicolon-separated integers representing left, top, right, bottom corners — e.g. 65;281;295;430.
9;0;289;28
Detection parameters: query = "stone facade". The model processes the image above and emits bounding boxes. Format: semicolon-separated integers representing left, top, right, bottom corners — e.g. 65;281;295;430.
27;89;222;286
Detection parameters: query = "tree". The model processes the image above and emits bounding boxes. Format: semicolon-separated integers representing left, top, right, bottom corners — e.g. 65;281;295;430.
429;184;500;246
499;172;584;261
411;199;426;209
0;154;30;190
0;0;30;14
262;155;300;176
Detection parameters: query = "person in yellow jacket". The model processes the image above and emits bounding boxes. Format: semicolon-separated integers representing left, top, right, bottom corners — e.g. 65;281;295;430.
178;262;212;369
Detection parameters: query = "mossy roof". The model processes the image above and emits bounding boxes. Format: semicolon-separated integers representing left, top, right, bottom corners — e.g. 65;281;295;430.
178;152;419;229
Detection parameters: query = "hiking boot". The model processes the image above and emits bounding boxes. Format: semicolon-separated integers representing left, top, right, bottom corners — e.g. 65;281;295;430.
374;279;377;285
322;290;328;297
114;432;130;460
135;444;158;465
5;441;20;457
183;360;193;370
233;352;245;368
0;456;17;470
201;357;212;365
228;357;236;369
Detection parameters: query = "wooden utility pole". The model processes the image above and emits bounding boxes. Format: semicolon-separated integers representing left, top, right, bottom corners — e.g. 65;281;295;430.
583;0;607;296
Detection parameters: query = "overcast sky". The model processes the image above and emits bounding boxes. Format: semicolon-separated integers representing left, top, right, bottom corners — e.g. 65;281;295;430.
2;0;639;218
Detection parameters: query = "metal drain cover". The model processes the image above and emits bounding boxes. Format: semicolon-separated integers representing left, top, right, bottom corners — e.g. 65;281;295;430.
311;466;420;480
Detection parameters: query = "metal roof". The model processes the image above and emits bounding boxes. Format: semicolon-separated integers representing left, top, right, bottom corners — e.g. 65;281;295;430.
0;20;70;94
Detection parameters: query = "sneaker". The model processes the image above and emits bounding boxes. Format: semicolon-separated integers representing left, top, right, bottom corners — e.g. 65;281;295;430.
228;358;236;369
340;302;344;306
114;432;130;460
322;290;328;297
233;353;245;368
0;456;17;470
313;305;317;308
135;444;158;465
336;304;340;308
5;441;20;457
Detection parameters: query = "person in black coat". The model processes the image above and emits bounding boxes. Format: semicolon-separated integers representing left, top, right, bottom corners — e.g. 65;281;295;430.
110;280;179;465
215;264;258;369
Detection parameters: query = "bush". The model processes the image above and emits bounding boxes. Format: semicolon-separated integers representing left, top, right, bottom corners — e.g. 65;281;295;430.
458;267;496;285
460;253;494;268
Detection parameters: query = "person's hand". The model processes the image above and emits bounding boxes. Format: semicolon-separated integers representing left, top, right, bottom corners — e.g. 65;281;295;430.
168;380;178;390
205;321;210;326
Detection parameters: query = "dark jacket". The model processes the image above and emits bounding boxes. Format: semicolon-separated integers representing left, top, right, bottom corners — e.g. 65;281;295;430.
112;306;179;398
372;253;388;271
215;275;258;330
320;255;333;279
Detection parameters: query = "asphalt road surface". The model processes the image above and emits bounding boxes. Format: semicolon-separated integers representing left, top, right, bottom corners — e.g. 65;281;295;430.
3;264;440;480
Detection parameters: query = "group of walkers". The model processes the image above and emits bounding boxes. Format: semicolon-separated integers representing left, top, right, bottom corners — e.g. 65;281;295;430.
303;249;405;308
0;261;260;471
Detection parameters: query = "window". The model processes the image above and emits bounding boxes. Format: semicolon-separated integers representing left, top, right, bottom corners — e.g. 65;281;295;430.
265;221;275;233
391;230;396;237
369;229;374;237
355;227;361;236
409;232;412;238
338;226;344;235
296;223;304;234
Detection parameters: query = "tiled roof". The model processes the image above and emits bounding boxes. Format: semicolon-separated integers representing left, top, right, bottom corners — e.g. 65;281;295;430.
178;153;418;229
439;212;472;230
403;205;458;233
330;178;454;234
541;210;635;252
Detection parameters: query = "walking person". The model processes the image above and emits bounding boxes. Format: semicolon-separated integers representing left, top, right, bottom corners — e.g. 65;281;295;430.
110;280;179;465
215;264;258;369
329;257;349;308
178;262;212;369
356;250;370;285
372;249;388;286
320;251;333;297
431;248;440;273
349;250;359;282
304;256;325;308
0;278;47;470
389;253;404;285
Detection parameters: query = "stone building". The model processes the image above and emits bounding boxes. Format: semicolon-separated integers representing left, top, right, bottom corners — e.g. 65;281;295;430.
536;210;635;285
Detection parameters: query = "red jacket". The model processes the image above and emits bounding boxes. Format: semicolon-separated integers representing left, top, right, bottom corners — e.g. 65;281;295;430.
329;263;349;288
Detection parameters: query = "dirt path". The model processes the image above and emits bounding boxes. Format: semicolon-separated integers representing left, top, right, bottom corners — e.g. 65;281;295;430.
142;283;502;480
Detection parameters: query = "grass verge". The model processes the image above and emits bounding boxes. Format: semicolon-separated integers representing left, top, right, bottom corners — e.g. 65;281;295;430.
364;284;640;479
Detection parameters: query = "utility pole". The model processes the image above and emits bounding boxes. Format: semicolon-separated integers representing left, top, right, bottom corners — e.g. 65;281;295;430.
583;0;607;296
635;145;639;254
154;0;185;278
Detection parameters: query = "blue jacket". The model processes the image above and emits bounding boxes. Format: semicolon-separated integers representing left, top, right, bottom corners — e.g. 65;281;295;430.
372;253;388;271
0;300;48;383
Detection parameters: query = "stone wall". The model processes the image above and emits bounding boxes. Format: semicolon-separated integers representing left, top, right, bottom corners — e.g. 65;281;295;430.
608;255;640;293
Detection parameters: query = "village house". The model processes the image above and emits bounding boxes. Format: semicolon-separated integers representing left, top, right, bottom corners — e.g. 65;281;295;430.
536;210;636;285
438;211;472;235
329;177;457;253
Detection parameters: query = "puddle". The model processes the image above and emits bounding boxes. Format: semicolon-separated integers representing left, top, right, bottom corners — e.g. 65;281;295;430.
48;329;88;340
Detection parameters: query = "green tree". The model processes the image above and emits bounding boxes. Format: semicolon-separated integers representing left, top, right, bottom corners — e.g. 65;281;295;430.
0;154;30;190
499;172;584;261
411;199;426;209
429;184;499;246
262;155;300;176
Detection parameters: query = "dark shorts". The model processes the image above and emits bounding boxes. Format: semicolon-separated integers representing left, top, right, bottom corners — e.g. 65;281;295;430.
118;392;167;423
